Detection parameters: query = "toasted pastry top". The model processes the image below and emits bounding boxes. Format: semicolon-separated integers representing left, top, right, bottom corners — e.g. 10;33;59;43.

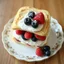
11;6;50;36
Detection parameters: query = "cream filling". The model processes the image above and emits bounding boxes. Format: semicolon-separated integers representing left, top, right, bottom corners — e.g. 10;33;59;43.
12;30;47;46
18;12;43;32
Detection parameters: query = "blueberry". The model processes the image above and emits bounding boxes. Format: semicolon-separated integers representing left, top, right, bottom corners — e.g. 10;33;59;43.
42;46;50;51
44;50;51;56
31;35;38;42
24;18;32;25
31;20;38;28
21;34;28;40
28;11;35;18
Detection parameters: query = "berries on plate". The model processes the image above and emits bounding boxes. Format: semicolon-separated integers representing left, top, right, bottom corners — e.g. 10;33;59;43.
33;12;45;24
36;45;51;56
24;18;32;25
28;11;35;18
16;30;24;35
42;45;51;56
42;45;50;51
44;50;51;56
31;20;38;28
24;32;33;39
35;34;46;41
36;47;44;56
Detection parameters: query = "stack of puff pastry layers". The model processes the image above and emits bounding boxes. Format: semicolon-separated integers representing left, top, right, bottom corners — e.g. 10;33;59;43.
11;7;50;47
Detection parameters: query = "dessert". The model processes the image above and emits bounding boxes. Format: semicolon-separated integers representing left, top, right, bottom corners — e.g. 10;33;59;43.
10;6;51;56
2;6;63;60
11;7;50;48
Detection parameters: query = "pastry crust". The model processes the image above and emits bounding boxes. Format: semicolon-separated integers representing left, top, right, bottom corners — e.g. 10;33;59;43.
11;6;50;36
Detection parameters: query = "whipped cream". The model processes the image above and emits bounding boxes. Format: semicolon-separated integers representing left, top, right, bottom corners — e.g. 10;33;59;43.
18;12;43;32
12;30;47;46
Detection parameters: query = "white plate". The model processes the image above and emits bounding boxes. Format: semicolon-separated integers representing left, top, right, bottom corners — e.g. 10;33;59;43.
2;17;63;62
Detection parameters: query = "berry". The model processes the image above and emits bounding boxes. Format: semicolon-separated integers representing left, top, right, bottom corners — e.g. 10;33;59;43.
24;18;32;25
36;47;43;56
33;12;45;24
35;34;46;41
16;30;24;35
21;34;28;40
40;45;51;56
31;35;38;42
28;11;35;18
44;50;51;56
31;20;38;28
24;32;33;39
43;45;50;51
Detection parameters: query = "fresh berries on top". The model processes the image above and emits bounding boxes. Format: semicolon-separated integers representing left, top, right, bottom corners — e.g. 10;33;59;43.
35;34;46;41
24;32;33;39
24;18;32;25
24;12;45;28
28;11;35;18
36;47;44;56
33;12;45;24
31;20;38;28
16;30;24;35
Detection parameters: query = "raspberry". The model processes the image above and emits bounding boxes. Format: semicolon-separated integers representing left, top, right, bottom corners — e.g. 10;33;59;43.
36;47;43;56
35;34;46;41
16;30;24;35
33;12;45;24
24;32;33;39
